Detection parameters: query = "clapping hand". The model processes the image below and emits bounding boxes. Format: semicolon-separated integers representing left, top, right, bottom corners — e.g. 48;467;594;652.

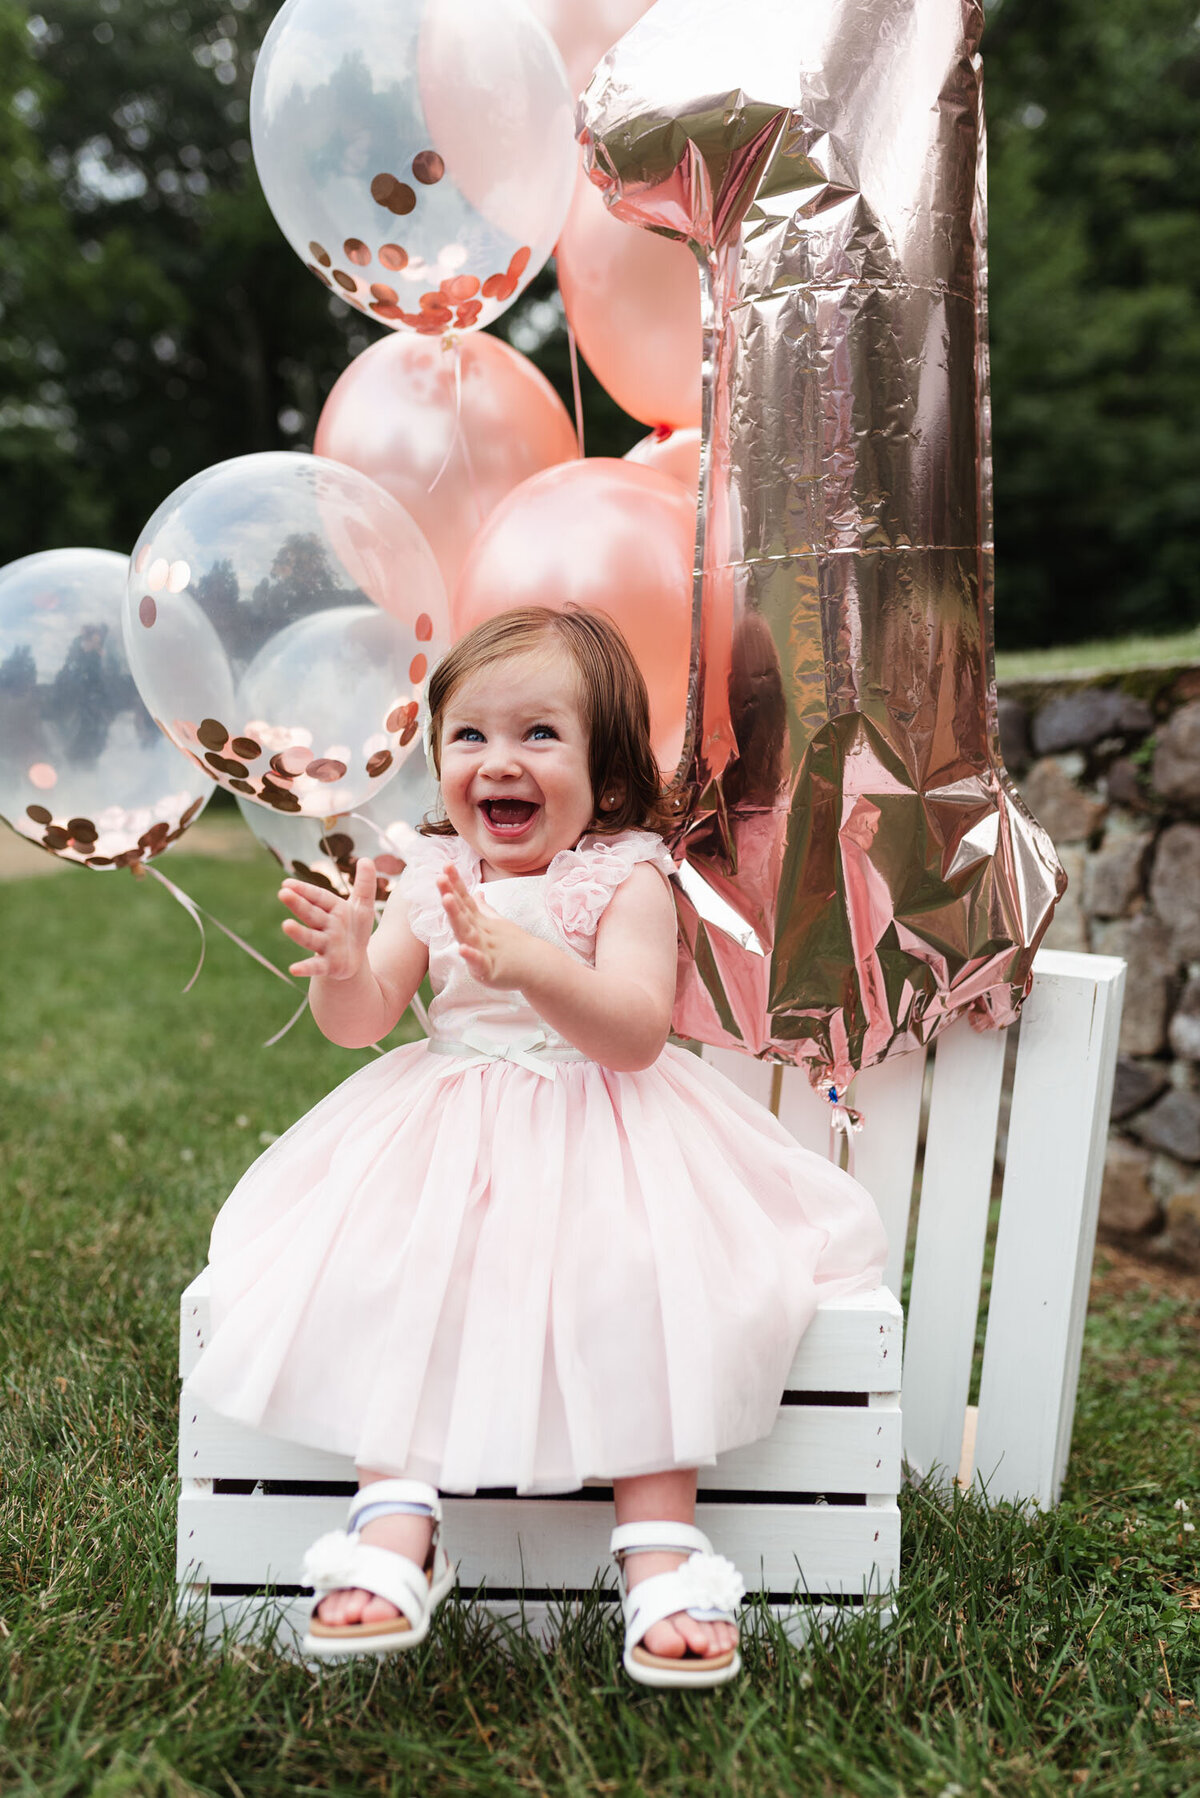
438;863;528;989
280;856;378;981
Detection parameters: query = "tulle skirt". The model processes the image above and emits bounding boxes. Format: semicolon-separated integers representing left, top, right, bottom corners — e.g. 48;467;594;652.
185;1042;887;1494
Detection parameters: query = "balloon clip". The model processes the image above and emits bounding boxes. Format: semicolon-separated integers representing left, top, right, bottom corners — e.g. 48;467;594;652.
129;862;148;882
816;1073;864;1173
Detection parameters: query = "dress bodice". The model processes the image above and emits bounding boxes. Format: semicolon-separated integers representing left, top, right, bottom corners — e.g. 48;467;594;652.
397;830;676;1057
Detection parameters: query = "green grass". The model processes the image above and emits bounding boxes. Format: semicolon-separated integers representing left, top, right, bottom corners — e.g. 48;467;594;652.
994;627;1200;683
1;852;1198;1796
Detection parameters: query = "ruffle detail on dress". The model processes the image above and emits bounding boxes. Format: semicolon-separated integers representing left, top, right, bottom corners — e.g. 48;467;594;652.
545;831;676;949
396;835;479;945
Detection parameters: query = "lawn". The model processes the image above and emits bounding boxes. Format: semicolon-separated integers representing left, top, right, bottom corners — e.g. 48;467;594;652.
994;627;1200;683
1;847;1197;1797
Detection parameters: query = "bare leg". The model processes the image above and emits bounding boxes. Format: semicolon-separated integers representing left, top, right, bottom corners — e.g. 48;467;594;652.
612;1468;739;1660
313;1467;437;1628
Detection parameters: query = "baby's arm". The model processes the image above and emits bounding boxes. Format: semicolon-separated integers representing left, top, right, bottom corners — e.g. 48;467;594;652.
438;862;676;1071
280;857;429;1049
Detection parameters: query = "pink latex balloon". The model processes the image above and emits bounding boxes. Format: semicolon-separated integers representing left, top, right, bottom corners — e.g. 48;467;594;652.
525;0;656;97
625;427;701;496
314;333;579;596
555;169;702;429
451;459;694;772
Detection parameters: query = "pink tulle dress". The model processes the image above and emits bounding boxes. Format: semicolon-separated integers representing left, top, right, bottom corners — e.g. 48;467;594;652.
185;829;888;1495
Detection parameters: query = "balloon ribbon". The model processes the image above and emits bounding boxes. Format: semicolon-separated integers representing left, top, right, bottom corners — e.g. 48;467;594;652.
143;861;413;1051
427;336;484;527
144;862;309;1046
566;322;585;458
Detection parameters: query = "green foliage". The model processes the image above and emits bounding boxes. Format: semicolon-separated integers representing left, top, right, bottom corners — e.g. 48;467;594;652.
0;851;1198;1794
0;0;639;575
985;0;1200;645
1;0;1198;645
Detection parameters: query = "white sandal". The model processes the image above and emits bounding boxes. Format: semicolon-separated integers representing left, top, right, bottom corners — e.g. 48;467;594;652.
301;1478;456;1660
611;1521;746;1689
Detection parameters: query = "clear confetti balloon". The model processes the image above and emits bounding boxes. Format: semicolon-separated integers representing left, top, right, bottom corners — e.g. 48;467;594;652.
236;742;438;899
250;0;576;337
124;453;449;820
0;548;212;869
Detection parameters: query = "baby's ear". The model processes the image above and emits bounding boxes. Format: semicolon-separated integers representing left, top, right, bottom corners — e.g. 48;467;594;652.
597;783;624;814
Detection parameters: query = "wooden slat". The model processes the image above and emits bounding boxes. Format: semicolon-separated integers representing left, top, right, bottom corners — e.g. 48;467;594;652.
847;1047;928;1298
705;1040;926;1300
974;951;1125;1507
181;1272;903;1395
179;1274;208;1379
775;1068;836;1156
699;1044;775;1111
179;1395;901;1495
178;1487;900;1598
901;1017;1007;1482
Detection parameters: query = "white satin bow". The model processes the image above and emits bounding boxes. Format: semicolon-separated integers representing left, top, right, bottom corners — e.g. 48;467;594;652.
432;1026;559;1081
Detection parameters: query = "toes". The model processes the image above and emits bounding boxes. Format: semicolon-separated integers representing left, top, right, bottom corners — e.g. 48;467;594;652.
675;1613;716;1658
641;1617;688;1660
316;1587;400;1628
675;1614;738;1659
360;1592;402;1626
315;1589;349;1626
640;1613;739;1661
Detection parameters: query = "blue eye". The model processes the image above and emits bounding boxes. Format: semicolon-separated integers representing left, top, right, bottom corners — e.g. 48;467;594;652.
528;724;558;741
451;726;484;743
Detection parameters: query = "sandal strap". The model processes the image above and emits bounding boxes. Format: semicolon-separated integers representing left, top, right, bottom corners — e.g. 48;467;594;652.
301;1531;434;1630
617;1553;747;1652
348;1478;442;1534
610;1520;713;1561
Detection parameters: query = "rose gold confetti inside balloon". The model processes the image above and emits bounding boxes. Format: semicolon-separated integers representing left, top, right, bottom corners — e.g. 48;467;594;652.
124;453;449;820
0;548;212;870
235;742;437;901
250;0;576;337
314;331;579;596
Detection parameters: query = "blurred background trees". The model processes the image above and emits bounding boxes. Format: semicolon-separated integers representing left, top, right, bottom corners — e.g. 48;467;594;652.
1;0;1197;647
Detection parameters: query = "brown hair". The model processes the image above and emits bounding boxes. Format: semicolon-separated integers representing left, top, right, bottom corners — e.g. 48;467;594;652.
420;606;671;839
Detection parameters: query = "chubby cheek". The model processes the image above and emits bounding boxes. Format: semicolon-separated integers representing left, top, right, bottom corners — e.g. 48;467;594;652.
438;767;476;834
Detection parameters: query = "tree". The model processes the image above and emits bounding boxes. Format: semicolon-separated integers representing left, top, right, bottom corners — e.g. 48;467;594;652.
3;0;1197;646
0;0;636;574
984;0;1200;643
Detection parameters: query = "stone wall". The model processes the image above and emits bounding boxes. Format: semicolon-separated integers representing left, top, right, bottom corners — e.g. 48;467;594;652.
999;665;1200;1270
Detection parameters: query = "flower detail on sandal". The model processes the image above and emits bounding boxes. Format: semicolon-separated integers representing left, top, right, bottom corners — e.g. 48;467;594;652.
301;1530;369;1592
669;1552;746;1616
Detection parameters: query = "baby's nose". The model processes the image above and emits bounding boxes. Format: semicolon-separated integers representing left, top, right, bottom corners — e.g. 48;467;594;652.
480;743;522;777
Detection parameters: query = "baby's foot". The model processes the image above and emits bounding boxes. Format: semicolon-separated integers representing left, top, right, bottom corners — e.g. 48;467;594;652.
313;1510;435;1628
621;1549;740;1660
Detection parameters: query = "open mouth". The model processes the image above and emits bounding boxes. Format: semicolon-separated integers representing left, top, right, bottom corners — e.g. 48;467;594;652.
480;798;539;835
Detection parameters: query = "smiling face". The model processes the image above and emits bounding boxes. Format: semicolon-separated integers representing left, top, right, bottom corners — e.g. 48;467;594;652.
436;648;597;880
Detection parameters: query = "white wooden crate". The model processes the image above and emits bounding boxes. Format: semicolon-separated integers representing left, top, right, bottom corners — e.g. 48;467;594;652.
178;1273;902;1644
177;947;1123;1646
